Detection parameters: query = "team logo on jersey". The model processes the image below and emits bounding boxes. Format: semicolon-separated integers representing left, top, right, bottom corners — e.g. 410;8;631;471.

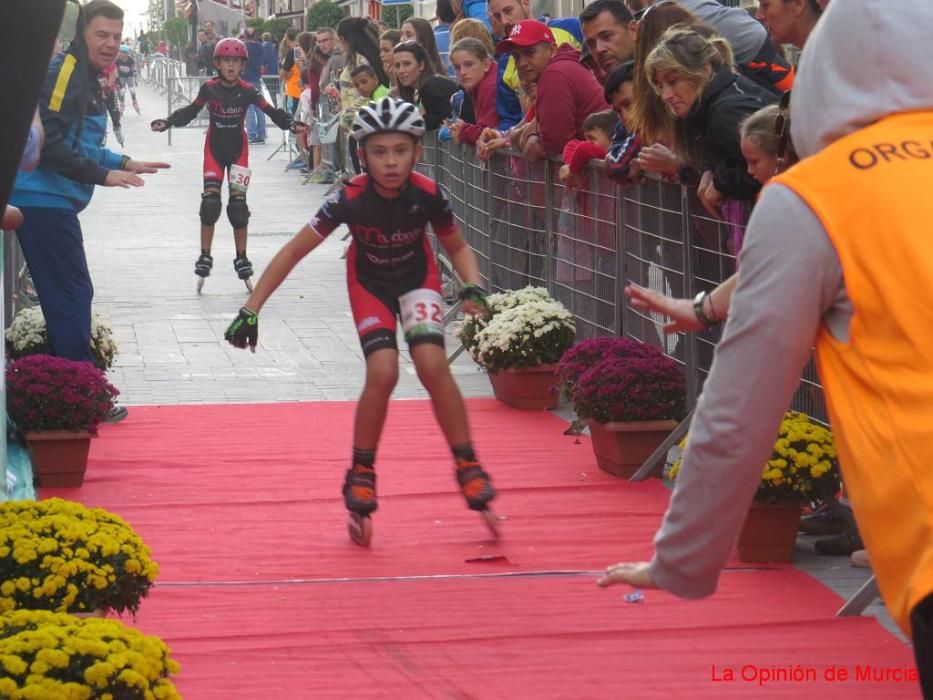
357;316;381;332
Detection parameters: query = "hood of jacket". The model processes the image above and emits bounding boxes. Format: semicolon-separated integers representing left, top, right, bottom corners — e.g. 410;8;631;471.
791;0;933;159
545;43;583;69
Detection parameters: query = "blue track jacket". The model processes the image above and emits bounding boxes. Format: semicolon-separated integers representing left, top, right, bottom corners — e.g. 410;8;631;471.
12;44;123;213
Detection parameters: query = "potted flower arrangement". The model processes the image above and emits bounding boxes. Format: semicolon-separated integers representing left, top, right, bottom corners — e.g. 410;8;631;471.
670;411;840;562
558;337;686;478
0;498;160;616
6;354;118;486
459;286;575;409
0;498;159;615
6;306;119;371
0;610;181;698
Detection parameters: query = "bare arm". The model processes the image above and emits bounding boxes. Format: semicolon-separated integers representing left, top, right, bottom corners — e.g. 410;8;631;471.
243;224;325;314
438;228;481;287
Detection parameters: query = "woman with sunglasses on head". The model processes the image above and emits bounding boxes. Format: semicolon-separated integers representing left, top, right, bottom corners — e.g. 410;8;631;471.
646;26;775;220
394;41;458;131
400;17;447;77
625;97;794;333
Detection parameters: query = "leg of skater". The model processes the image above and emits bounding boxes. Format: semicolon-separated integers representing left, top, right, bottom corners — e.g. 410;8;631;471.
344;347;399;546
410;341;495;515
228;139;254;288
197;187;221;288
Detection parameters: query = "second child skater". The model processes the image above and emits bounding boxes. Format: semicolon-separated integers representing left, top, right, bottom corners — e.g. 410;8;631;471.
151;38;305;292
224;97;498;546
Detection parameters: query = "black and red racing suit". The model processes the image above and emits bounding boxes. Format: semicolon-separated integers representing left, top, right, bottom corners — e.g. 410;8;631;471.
308;171;457;356
164;78;293;189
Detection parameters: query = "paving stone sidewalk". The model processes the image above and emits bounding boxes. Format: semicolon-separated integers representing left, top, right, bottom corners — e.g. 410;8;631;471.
83;82;490;406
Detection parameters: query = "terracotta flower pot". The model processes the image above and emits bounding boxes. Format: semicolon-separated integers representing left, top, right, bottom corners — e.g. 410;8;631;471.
735;501;803;563
487;364;559;410
24;431;94;487
587;419;678;479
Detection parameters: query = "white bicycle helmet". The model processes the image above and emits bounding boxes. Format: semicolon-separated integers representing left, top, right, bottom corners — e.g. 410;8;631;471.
352;97;425;144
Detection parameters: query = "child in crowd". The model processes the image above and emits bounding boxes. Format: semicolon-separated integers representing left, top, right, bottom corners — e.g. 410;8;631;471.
346;65;390;174
224;98;499;546
151;39;304;292
560;110;617;189
602;61;644;185
447;38;500;146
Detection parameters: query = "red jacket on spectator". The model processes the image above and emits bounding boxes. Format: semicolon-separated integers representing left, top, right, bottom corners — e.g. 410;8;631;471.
458;65;499;145
535;46;609;157
561;139;607;174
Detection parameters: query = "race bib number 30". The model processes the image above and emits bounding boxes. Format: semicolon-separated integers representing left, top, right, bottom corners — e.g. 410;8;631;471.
228;165;252;194
399;288;444;342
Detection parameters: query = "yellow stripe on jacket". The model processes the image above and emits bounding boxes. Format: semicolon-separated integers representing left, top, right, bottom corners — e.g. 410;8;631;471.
49;54;78;112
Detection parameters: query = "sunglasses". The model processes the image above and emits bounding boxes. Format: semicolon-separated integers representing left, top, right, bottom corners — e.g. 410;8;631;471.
775;90;791;160
634;1;676;23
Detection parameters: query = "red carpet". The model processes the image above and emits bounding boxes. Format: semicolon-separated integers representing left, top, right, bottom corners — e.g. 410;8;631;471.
42;400;917;698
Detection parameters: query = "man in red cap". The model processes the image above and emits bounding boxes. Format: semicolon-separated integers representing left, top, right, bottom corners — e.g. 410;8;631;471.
496;19;608;158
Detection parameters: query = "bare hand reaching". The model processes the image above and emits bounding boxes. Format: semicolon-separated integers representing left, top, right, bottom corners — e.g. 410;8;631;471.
596;561;656;589
625;284;703;333
124;160;171;174
104;170;145;188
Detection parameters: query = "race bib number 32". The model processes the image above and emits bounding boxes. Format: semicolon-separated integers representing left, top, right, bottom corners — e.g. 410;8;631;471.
399;288;444;342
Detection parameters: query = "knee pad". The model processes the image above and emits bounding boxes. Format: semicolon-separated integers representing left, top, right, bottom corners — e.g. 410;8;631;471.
199;192;222;226
227;195;250;229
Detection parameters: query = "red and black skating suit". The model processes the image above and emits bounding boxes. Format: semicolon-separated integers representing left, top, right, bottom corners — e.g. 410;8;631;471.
164;78;293;189
308;172;457;356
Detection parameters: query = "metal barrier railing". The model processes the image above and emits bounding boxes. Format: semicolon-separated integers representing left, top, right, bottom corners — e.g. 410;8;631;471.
417;133;828;426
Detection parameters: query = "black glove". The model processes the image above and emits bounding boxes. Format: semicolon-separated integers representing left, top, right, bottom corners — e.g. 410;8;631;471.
225;307;258;352
288;121;304;134
458;283;488;310
150;119;169;133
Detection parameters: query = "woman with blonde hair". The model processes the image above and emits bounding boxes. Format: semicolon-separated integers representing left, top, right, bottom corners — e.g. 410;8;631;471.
450;18;495;56
644;25;775;218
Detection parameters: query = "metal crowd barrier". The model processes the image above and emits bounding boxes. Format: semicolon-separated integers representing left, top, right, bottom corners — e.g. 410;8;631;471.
418;134;878;617
417;132;829;426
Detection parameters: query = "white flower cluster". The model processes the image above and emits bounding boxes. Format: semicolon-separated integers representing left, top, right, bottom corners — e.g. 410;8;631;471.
474;300;574;358
5;307;118;369
5;307;47;354
458;286;575;371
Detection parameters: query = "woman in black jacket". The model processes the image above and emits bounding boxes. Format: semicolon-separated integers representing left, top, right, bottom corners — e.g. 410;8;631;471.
393;40;457;131
645;26;776;218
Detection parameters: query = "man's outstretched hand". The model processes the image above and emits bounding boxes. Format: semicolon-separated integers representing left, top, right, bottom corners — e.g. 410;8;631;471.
597;561;656;589
124;160;171;174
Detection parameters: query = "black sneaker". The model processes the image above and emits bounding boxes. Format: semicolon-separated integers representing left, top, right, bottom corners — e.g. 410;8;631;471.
103;405;128;424
814;528;863;556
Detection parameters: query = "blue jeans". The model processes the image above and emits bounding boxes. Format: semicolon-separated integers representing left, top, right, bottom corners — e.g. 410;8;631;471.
246;78;266;141
15;207;94;363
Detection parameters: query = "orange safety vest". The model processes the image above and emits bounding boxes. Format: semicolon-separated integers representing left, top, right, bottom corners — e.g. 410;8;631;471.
285;63;301;99
773;111;933;634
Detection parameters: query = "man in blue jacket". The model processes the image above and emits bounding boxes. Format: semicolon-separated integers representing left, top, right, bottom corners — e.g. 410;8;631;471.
10;0;169;423
243;26;267;143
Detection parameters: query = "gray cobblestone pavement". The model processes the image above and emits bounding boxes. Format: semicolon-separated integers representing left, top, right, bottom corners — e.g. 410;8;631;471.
80;83;896;640
84;83;491;406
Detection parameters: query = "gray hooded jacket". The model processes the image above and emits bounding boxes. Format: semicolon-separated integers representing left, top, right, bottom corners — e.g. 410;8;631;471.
649;0;933;600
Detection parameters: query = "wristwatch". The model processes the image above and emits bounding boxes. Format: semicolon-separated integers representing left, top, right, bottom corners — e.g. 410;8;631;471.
693;290;718;328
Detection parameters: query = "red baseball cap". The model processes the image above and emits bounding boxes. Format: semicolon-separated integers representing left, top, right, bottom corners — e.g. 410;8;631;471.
495;20;556;55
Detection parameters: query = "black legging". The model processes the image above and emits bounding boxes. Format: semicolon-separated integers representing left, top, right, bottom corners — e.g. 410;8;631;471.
912;593;933;699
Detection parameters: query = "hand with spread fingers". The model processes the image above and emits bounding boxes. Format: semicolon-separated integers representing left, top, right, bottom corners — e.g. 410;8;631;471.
225;307;259;352
597;561;656;589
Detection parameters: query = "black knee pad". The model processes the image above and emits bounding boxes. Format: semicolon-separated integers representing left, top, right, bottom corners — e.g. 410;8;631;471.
227;195;250;229
199;192;222;226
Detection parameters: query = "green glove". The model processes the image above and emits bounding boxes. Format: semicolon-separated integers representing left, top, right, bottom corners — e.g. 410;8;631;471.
458;283;488;310
225;307;258;352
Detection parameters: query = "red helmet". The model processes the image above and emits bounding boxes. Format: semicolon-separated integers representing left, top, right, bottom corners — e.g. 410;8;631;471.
214;38;248;60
